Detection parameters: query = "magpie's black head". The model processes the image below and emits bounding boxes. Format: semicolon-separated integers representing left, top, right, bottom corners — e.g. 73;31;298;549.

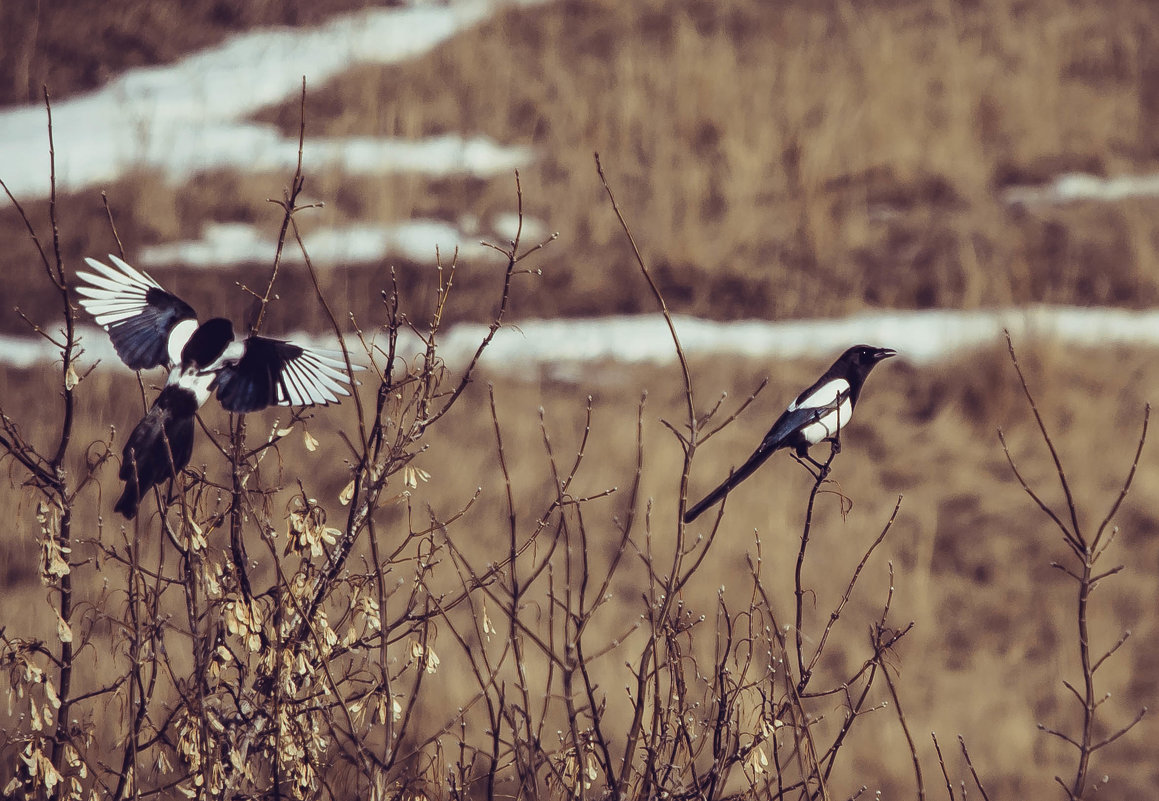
844;345;896;369
835;345;896;387
181;318;234;368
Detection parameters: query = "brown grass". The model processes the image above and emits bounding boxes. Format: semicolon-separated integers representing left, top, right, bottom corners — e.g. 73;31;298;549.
3;0;1159;794
255;0;1159;317
0;0;381;106
6;0;1159;334
2;337;1157;795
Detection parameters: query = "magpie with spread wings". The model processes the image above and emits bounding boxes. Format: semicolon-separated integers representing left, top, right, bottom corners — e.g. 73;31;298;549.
683;345;896;524
76;255;357;519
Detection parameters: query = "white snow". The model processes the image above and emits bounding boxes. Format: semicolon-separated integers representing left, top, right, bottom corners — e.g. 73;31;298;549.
11;306;1159;374
0;0;543;199
138;219;494;267
429;306;1159;371
0;333;70;370
1003;172;1159;205
135;215;553;267
491;212;550;244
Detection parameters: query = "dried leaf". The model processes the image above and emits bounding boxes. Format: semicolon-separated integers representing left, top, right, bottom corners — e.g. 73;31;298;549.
745;745;769;776
56;611;73;644
404;465;431;488
482;598;496;641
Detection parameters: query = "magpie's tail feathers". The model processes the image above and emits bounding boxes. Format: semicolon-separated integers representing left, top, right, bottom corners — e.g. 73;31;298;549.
683;444;778;524
115;403;196;520
114;480;141;519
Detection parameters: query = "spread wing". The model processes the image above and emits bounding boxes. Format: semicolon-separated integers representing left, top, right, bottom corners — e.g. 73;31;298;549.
213;336;356;413
76;255;197;370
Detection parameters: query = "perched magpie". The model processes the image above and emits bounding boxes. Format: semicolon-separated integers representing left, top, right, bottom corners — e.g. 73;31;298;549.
76;255;357;519
683;345;896;524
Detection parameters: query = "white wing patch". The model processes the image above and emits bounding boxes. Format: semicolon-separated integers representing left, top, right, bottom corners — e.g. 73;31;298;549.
277;348;353;407
788;378;849;412
75;255;165;327
212;338;359;413
167;319;200;366
219;340;247;365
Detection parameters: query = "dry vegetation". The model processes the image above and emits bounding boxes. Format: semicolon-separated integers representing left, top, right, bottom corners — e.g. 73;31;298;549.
2;0;1159;798
3;296;1159;797
1;137;1157;796
7;0;1159;333
0;0;382;106
268;0;1159;320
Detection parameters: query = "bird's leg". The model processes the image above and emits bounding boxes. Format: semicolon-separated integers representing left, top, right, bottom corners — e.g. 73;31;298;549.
814;437;842;481
805;453;829;473
793;451;827;481
812;452;833;481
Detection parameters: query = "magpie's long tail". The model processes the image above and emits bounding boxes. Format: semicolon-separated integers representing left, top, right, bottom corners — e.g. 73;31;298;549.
115;388;197;519
683;443;780;524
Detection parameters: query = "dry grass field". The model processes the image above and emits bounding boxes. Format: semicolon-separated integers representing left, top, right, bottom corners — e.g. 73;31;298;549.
2;329;1157;795
2;0;1159;798
6;0;1159;333
0;0;381;106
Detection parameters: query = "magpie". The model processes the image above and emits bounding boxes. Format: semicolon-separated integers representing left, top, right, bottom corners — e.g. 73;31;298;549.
76;254;358;519
683;345;896;524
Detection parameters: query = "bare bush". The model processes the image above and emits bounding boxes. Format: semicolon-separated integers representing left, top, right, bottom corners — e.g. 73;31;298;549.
998;333;1148;800
0;97;1150;801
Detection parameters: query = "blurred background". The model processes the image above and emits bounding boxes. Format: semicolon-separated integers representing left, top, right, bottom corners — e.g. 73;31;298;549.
2;0;1159;794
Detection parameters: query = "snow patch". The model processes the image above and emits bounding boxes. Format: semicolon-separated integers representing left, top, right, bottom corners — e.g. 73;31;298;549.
1003;172;1159;205
0;0;543;199
13;306;1159;374
138;220;495;268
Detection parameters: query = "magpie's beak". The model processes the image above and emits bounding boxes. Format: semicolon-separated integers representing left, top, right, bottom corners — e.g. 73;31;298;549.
875;348;897;361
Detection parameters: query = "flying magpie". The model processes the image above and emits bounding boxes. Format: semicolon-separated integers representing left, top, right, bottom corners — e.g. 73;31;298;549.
683;345;896;524
76;254;357;519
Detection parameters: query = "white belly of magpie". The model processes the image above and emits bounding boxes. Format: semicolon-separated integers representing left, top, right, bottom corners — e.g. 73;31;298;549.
167;366;218;408
799;397;853;445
